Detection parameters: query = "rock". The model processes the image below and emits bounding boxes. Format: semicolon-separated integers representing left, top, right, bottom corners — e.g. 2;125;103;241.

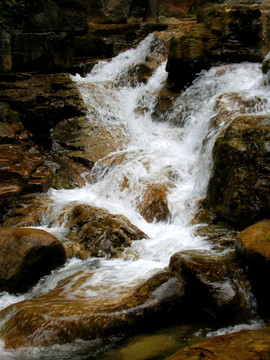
65;204;148;258
0;269;185;348
0;227;66;293
0;74;86;148
51;114;126;170
235;220;270;316
166;4;270;89
11;32;74;73
169;250;250;325
1;195;50;228
0;143;53;217
138;184;170;223
166;22;214;90
0;30;12;72
206;114;270;229
165;327;270;360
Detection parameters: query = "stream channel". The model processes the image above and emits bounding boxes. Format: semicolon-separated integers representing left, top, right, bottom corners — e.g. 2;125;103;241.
0;33;269;359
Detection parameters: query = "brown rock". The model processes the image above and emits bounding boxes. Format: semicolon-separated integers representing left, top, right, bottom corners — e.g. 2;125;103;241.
65;204;148;258
166;328;270;360
0;228;66;293
235;220;270;316
138;184;170;223
169;250;250;325
51;115;126;170
0;269;185;348
1;195;50;228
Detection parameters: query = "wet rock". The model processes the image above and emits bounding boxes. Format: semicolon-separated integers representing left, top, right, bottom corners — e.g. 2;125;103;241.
210;91;267;129
206;114;270;229
138;184;170;223
169;250;250;325
0;227;66;293
0;142;53;222
0;269;185;348
51;114;126;171
65;204;148;258
193;222;237;253
1;195;50;228
154;88;178;118
165;327;270;360
235;220;270;316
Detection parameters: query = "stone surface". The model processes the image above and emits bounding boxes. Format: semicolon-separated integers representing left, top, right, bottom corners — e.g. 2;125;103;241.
166;328;270;360
169;250;250;325
166;4;270;89
0;227;66;293
206;114;270;229
65;204;148;258
138;184;170;223
0;74;86;148
0;269;185;348
0;30;12;72
235;220;270;316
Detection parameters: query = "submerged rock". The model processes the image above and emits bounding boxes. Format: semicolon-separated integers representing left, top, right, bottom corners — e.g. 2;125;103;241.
235;220;270;316
166;327;270;360
206;114;270;229
169;250;250;325
0;227;66;293
65;204;148;258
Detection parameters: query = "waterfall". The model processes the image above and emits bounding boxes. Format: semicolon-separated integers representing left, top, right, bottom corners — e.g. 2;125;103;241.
0;33;270;359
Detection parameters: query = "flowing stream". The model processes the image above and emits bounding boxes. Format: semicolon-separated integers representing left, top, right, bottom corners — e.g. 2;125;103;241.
0;33;270;359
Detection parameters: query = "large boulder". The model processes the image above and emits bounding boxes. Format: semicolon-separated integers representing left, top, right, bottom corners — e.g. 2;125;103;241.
169;250;250;325
0;227;66;293
206;114;270;229
235;220;270;316
65;204;148;258
0;269;185;348
165;327;270;360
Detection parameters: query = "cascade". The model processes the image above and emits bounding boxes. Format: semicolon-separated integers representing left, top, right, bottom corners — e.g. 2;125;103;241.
0;33;269;359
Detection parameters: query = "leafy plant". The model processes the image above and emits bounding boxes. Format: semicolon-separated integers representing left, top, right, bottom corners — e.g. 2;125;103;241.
0;0;25;29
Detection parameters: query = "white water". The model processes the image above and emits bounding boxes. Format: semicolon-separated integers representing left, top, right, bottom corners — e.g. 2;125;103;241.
1;33;270;359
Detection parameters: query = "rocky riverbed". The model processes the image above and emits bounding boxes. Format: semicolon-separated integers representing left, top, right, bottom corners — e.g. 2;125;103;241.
0;0;270;359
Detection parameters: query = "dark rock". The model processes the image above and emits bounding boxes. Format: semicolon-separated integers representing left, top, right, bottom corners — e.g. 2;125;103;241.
65;204;148;258
169;250;250;325
206;114;270;229
235;220;270;316
0;227;66;293
165;327;270;360
0;30;12;73
0;74;86;148
11;32;74;73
